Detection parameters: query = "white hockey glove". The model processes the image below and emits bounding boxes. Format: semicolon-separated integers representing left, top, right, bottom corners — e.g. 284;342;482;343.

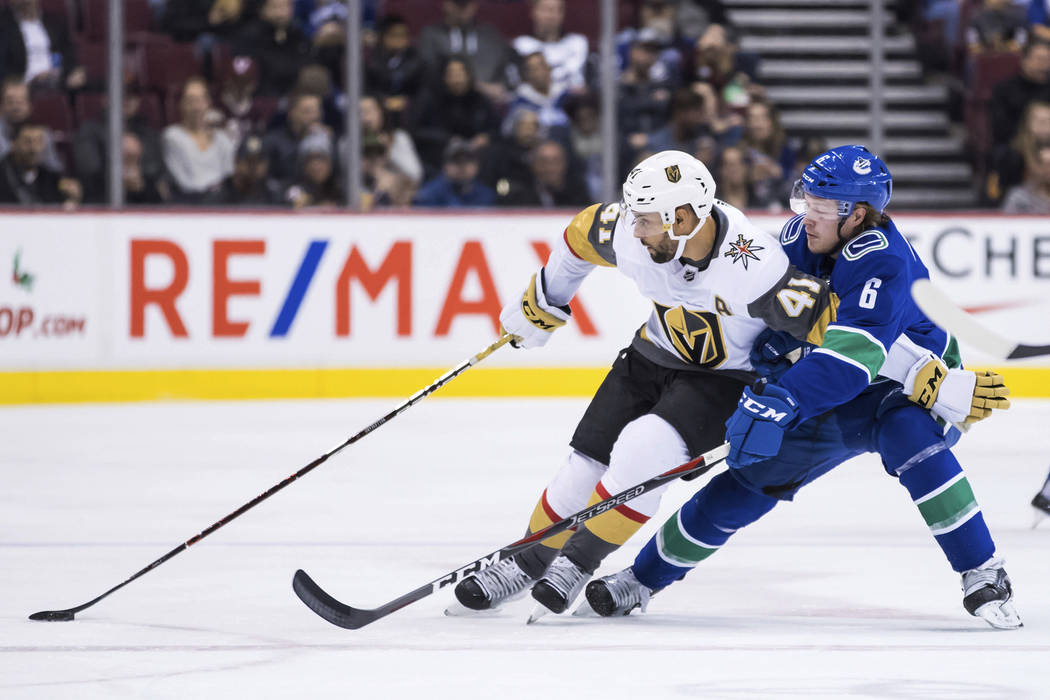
499;269;571;349
902;355;1011;425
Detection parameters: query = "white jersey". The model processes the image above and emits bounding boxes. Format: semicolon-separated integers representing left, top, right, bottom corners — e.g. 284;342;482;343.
542;201;836;375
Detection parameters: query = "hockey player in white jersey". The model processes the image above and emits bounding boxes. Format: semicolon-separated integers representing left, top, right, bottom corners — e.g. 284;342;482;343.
453;150;839;616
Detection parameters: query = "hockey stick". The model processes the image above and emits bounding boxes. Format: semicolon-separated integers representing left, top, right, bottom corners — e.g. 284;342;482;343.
28;334;513;622
292;441;730;630
911;279;1050;360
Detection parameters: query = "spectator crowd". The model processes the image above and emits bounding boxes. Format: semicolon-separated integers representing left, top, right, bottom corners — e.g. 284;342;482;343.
904;0;1050;212
1;0;1048;212
0;0;810;210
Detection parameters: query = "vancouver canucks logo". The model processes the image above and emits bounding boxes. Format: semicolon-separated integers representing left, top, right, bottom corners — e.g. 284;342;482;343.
853;157;871;175
723;233;764;269
653;302;727;367
12;248;33;292
664;164;681;183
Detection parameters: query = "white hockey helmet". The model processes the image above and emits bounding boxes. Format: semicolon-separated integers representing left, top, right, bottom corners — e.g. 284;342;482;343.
622;150;716;241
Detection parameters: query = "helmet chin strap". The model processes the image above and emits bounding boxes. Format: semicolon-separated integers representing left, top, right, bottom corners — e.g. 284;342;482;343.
672;216;706;260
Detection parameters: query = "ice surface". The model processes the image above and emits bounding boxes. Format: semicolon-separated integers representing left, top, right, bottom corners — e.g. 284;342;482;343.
2;397;1049;699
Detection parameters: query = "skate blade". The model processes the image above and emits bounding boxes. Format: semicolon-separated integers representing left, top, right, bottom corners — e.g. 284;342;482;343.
525;603;549;624
1032;508;1048;530
571;598;599;617
443;601;501;617
974;600;1023;630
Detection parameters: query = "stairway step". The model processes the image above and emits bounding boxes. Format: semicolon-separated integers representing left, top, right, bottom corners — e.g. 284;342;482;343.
740;34;914;55
781;110;949;130
887;162;973;181
891;187;977;208
879;135;967;156
765;84;948;105
725;0;893;6
759;59;922;80
729;9;893;29
822;135;966;158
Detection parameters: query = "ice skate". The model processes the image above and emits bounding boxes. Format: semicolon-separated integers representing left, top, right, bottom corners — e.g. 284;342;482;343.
530;554;590;614
453;557;535;611
585;567;652;617
961;558;1022;630
1031;493;1050;529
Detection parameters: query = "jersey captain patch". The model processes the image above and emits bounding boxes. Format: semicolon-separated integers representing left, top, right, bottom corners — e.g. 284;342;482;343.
723;233;765;269
653;302;728;367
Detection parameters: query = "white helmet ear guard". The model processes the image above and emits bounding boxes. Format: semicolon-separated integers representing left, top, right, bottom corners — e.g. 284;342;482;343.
622;150;716;242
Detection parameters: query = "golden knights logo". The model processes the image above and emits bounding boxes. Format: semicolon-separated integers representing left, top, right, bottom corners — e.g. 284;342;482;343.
654;302;728;367
664;164;681;183
724;233;764;269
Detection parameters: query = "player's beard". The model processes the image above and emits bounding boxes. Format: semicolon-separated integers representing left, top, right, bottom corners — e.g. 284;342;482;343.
645;237;678;263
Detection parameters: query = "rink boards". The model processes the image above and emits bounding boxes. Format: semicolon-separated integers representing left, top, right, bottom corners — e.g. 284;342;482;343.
1;209;1048;403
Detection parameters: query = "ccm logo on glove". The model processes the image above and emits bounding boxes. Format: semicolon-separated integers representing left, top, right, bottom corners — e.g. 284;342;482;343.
739;394;796;423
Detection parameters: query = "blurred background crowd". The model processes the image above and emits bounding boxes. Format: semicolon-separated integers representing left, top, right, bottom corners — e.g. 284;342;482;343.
0;0;1048;213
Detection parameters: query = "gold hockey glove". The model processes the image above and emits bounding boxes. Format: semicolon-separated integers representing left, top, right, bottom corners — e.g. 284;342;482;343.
905;356;1010;425
498;270;571;349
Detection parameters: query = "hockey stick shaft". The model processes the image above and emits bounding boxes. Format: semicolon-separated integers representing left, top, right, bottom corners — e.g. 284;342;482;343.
911;279;1050;360
293;441;730;630
29;334;512;622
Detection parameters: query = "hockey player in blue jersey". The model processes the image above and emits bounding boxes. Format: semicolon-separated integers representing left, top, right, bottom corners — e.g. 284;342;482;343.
584;145;1021;629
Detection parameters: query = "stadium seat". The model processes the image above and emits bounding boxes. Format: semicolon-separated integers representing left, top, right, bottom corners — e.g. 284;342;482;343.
39;0;73;31
82;0;153;41
379;0;445;40
74;91;105;125
137;93;165;129
31;92;74;134
75;39;146;92
965;51;1023;172
139;43;202;93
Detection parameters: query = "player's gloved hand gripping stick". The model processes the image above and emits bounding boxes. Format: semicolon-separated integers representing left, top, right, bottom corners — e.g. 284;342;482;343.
724;382;801;467
500;268;572;349
28;334;513;622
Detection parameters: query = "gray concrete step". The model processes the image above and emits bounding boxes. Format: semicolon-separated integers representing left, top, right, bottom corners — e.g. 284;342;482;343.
740;34;914;55
729;9;893;29
890;187;977;208
823;135;967;158
780;110;949;131
765;84;949;105
759;59;922;81
885;162;973;182
725;0;893;6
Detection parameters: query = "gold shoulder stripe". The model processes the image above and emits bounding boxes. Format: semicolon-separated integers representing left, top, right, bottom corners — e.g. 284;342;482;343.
564;203;614;267
806;292;839;345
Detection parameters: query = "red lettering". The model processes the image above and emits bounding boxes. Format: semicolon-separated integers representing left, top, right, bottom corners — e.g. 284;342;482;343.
15;307;33;335
130;240;189;338
335;241;412;337
212;240;265;337
529;240;599;336
434;240;502;336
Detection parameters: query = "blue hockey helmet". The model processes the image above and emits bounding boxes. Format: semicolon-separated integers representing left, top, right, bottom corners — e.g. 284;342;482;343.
791;145;892;217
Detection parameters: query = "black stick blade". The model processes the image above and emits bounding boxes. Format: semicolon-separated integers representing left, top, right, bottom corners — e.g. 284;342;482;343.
29;610;75;621
293;570;379;630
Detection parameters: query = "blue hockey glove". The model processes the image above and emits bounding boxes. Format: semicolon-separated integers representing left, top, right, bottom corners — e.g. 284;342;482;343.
725;382;800;467
749;329;804;381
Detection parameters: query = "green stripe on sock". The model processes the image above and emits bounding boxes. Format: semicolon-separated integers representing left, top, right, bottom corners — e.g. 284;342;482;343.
657;514;718;567
821;327;886;380
916;477;978;532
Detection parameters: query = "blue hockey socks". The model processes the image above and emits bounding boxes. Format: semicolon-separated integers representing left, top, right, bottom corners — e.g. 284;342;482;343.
632;471;778;590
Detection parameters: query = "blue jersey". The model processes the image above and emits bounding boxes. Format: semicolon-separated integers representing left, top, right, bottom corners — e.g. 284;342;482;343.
774;215;960;422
